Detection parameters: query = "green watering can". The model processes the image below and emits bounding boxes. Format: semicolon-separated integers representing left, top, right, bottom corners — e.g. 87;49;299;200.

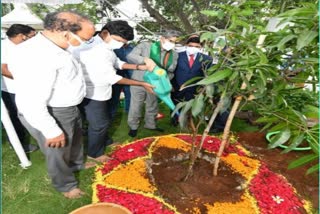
143;65;176;111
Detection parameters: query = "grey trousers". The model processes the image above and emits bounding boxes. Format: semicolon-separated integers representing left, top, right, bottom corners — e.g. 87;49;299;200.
128;85;158;130
18;106;83;192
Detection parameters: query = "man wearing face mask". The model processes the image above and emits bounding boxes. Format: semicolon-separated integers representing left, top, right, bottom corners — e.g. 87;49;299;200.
2;24;38;153
171;35;228;131
127;29;181;137
171;35;210;103
78;20;155;163
9;11;95;199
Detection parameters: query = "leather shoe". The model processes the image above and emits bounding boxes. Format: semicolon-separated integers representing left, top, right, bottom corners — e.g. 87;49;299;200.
209;128;224;134
128;129;137;137
23;144;39;153
145;127;164;132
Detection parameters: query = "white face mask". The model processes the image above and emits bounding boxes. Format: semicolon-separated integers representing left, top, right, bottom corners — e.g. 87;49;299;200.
108;38;124;50
162;40;175;51
186;46;201;55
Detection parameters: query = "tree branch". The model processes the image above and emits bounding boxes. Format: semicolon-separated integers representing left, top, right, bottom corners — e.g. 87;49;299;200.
139;0;182;32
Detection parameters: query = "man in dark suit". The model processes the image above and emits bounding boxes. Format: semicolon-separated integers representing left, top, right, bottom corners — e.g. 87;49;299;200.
171;35;211;102
171;35;228;132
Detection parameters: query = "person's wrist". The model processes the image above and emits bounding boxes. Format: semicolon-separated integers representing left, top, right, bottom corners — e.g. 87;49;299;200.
136;64;139;70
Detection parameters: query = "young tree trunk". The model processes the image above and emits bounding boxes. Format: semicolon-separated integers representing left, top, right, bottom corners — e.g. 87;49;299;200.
184;99;223;181
213;74;253;176
212;34;266;176
213;95;242;176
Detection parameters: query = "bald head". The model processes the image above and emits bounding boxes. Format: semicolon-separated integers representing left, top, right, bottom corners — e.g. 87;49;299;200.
42;11;95;49
44;11;94;34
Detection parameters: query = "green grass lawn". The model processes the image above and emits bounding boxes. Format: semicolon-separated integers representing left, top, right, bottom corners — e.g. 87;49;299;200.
1;103;258;214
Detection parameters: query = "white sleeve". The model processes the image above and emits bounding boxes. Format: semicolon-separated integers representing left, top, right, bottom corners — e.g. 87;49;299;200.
10;49;63;139
115;57;126;70
1;40;10;64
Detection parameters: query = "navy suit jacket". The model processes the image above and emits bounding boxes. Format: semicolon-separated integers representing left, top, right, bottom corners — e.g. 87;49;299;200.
171;51;212;102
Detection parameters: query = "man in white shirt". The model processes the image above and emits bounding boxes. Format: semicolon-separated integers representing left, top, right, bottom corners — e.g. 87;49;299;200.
1;24;38;153
79;20;155;163
9;11;95;199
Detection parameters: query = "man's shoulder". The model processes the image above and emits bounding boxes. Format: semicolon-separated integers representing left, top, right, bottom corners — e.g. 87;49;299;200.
178;51;187;56
136;41;152;48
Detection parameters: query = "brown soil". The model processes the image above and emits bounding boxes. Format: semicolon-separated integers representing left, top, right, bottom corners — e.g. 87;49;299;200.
150;132;319;213
238;132;319;210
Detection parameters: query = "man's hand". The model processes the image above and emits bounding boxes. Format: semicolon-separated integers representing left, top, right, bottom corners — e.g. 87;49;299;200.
144;57;156;72
142;82;155;94
45;133;66;148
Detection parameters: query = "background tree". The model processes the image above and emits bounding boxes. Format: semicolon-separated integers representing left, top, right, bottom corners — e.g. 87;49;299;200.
174;0;318;178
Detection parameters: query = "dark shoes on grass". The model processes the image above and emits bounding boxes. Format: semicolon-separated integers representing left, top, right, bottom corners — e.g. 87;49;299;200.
23;144;39;153
128;127;164;137
128;129;138;137
145;127;164;132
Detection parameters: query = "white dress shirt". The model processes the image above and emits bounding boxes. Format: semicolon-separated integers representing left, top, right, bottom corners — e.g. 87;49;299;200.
79;42;125;101
1;38;17;93
9;33;86;138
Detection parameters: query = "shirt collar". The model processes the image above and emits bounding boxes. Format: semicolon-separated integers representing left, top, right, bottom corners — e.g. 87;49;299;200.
37;32;68;54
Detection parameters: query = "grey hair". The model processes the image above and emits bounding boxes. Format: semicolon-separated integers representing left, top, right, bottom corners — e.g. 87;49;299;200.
161;29;181;38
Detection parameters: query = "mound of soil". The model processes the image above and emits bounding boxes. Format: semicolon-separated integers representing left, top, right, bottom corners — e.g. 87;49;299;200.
150;132;318;213
152;148;245;213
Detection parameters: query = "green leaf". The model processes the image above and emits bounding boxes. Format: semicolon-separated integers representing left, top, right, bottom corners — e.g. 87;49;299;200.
255;117;278;123
171;101;185;118
200;32;216;42
296;30;318;50
268;128;291;149
258;70;267;86
282;134;304;153
179;100;193;128
229;70;239;81
269;123;289;133
217;10;225;20
288;154;318;169
192;94;204;117
302;105;319;119
307;133;319;154
201;10;221;17
234;19;250;28
205;85;215;98
242;1;263;7
180;76;203;89
278;7;316;19
301;58;318;63
306;163;319;175
238;8;254;16
276;35;297;50
260;122;276;132
196;69;232;85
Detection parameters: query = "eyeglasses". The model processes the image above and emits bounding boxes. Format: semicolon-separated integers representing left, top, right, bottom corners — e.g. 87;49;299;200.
23;32;37;41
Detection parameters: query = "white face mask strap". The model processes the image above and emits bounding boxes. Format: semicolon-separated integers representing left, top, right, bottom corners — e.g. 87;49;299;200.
69;32;84;45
